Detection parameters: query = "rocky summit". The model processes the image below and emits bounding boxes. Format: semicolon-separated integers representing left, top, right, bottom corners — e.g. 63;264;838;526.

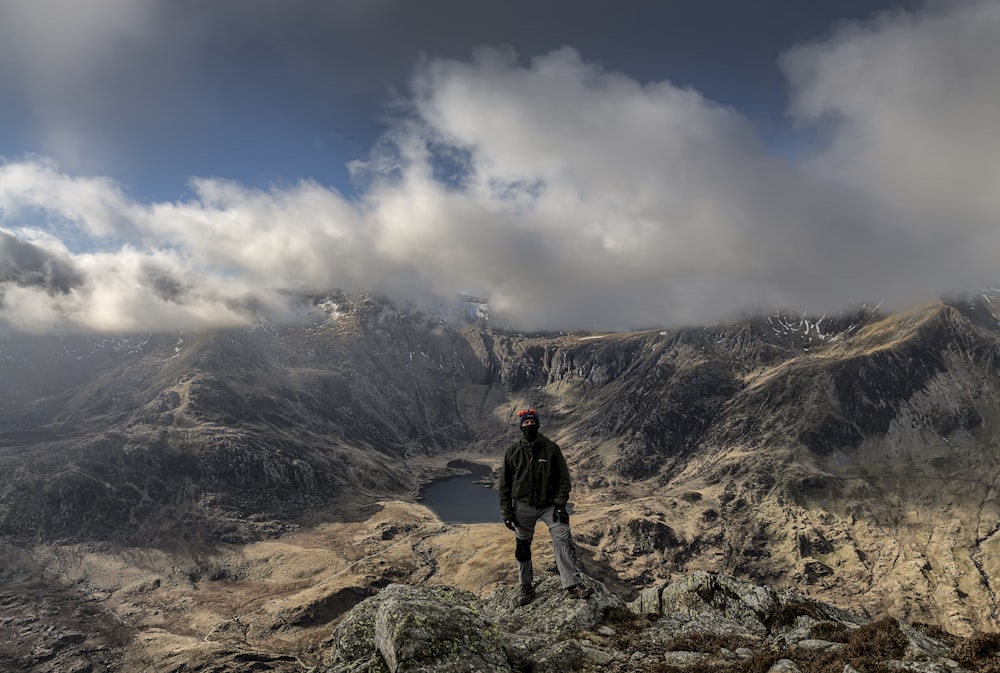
3;290;1000;670
323;572;974;673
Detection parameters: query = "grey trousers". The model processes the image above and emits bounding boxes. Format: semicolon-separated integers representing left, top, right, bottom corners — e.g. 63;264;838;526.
512;499;585;589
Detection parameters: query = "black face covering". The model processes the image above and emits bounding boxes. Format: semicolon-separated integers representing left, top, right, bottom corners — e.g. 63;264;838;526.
521;426;539;442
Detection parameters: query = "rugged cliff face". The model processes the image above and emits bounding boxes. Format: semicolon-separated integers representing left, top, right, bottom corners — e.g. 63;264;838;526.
548;297;1000;634
3;290;1000;660
0;295;508;543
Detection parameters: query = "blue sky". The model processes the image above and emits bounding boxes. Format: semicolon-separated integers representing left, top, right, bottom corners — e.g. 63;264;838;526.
0;0;998;333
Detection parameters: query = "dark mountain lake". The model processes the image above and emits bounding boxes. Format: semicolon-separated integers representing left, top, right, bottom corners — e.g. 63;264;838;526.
417;461;499;524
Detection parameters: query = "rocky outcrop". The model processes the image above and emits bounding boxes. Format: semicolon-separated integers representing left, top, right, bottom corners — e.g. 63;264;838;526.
628;571;865;637
0;581;130;673
323;573;966;673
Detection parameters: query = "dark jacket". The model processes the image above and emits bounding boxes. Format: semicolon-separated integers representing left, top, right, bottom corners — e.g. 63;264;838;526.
499;432;571;520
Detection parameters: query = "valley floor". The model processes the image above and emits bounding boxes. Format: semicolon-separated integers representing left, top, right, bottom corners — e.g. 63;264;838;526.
6;448;1000;671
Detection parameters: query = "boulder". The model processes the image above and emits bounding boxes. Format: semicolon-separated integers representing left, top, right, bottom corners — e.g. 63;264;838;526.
326;584;509;673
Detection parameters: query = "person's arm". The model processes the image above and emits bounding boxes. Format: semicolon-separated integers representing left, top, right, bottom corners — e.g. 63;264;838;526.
499;446;515;521
551;442;572;507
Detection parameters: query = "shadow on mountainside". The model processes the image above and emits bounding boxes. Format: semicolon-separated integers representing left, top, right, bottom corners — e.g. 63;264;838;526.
576;541;643;602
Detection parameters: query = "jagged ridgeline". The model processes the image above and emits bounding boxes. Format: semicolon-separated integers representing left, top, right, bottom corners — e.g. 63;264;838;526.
3;290;1000;635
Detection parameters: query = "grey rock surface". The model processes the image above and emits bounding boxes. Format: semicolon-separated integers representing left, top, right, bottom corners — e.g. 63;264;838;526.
324;572;961;673
327;584;509;673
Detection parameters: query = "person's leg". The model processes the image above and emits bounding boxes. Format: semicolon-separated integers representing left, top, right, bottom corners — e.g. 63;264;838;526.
539;505;586;589
512;500;540;587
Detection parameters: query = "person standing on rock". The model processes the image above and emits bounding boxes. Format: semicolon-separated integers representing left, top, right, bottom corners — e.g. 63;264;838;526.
500;408;594;606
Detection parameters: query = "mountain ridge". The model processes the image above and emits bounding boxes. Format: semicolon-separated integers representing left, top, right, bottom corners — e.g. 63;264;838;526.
3;290;1000;659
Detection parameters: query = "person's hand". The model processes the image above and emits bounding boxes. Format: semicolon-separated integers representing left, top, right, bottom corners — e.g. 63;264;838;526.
504;519;517;531
553;506;569;524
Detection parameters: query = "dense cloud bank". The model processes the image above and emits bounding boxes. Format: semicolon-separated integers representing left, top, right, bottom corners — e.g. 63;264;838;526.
0;1;998;332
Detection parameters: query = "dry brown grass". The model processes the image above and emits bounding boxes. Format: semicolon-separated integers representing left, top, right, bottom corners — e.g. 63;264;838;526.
725;617;1000;673
637;617;920;673
665;632;758;653
768;599;824;630
844;617;908;659
952;632;1000;670
808;620;851;642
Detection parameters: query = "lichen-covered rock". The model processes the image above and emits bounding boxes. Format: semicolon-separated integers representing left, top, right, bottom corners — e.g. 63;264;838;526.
767;659;802;673
479;576;624;668
374;585;508;673
324;573;958;673
324;588;392;673
631;571;777;629
482;576;623;636
630;570;864;640
529;638;584;673
325;583;509;673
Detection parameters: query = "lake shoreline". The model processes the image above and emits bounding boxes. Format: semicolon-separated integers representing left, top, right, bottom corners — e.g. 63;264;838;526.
416;460;498;524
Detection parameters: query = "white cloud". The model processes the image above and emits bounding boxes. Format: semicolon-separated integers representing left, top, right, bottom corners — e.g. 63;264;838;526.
0;158;138;238
144;178;375;291
357;46;885;328
1;1;999;333
783;0;1000;293
0;162;393;332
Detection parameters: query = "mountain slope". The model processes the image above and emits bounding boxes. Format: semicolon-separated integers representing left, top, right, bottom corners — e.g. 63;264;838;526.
3;291;1000;633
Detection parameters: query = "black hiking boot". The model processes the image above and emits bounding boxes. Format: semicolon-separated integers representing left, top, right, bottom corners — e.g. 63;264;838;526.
518;583;536;606
565;584;593;599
